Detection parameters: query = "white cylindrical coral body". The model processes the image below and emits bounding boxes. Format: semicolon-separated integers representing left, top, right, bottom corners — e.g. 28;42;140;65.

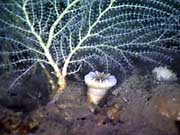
87;87;109;105
85;71;117;105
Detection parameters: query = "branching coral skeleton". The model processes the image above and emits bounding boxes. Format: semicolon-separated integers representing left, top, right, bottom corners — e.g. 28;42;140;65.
0;0;179;101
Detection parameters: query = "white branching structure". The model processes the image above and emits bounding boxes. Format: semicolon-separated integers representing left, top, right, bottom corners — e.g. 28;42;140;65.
0;0;179;98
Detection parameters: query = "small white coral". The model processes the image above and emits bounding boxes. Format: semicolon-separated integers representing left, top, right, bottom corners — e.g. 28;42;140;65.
84;71;117;105
84;71;117;90
152;66;177;81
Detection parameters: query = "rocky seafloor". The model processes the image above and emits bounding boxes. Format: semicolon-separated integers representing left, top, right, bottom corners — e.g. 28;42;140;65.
0;71;180;135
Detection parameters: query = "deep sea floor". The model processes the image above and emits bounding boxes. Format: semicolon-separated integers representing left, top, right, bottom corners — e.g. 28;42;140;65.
0;71;180;135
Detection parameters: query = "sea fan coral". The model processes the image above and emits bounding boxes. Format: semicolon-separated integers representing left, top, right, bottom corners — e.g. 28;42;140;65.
0;0;179;100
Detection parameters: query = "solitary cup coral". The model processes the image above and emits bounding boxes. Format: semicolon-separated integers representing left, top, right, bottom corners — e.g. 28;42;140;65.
84;71;117;105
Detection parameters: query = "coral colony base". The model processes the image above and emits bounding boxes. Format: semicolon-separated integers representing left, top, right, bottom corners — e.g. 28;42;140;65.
0;0;179;102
